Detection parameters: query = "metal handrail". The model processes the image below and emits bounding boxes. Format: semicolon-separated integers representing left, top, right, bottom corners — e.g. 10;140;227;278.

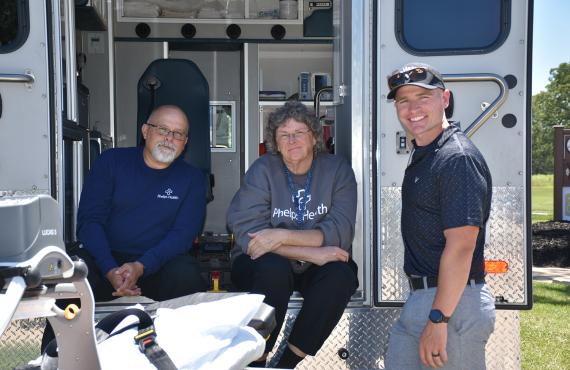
442;73;508;138
64;0;78;122
315;86;334;120
0;73;35;84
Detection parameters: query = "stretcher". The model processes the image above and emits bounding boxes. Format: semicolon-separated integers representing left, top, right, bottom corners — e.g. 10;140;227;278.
0;195;100;369
1;195;275;370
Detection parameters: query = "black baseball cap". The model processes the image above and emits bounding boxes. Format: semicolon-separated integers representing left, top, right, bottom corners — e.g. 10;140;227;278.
386;62;445;100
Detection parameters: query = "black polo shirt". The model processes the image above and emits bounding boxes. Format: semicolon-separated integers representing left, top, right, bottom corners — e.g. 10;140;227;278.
401;123;492;280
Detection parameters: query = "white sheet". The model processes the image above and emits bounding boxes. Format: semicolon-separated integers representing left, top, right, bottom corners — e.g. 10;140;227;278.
97;294;266;370
0;276;26;335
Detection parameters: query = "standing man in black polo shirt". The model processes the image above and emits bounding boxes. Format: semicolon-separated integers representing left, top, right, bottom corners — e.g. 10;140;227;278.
384;63;496;370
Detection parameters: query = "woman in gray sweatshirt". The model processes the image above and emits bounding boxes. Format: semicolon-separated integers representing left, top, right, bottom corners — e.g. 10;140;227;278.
227;101;359;369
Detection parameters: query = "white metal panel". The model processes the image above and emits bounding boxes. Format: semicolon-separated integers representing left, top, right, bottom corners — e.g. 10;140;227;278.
376;0;531;307
333;0;373;305
0;2;51;193
377;1;529;188
348;0;373;306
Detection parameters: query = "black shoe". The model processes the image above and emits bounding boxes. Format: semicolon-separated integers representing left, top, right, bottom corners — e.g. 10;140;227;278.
276;347;303;369
248;359;267;368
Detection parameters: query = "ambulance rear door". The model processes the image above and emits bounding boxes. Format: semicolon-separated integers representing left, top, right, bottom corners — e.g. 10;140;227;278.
0;0;60;197
375;0;533;309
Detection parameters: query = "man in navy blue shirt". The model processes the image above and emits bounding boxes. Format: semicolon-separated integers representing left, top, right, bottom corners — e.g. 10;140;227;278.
42;105;207;351
76;104;207;300
384;63;495;370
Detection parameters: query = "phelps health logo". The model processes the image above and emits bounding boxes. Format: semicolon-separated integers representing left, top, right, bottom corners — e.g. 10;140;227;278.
157;188;179;200
272;189;328;222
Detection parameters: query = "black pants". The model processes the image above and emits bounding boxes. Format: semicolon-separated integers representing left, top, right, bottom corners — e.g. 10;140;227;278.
231;253;358;356
70;247;206;302
41;247;206;351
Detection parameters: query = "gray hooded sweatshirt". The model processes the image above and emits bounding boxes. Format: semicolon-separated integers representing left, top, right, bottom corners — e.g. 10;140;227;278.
226;152;357;269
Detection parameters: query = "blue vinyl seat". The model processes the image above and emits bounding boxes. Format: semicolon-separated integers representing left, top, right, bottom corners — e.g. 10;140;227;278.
137;58;213;202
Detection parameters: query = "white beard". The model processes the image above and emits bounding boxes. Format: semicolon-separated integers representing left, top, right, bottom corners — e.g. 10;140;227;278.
151;141;177;164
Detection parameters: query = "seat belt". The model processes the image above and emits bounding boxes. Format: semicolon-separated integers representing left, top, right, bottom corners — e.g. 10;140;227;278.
97;308;178;370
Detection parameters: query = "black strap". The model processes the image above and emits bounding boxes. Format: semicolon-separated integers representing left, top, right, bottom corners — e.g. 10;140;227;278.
408;276;485;291
139;76;160;146
0;266;29;279
95;308;154;335
148;84;156;121
95;308;178;370
140;338;178;370
408;276;439;290
0;265;42;288
0;267;26;289
41;308;177;370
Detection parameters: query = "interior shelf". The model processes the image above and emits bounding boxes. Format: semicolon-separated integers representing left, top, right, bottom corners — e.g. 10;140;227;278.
258;100;334;106
118;0;303;24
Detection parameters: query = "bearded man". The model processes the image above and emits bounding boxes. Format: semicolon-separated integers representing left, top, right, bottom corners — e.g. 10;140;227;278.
41;105;207;351
74;104;207;300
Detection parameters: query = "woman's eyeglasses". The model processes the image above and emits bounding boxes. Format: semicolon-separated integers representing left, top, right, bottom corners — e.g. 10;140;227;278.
277;129;311;142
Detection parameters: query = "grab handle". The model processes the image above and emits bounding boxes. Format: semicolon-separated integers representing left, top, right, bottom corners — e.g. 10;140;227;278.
442;73;508;138
0;72;35;84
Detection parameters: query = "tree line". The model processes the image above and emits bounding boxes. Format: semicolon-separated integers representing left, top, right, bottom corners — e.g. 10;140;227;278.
532;62;570;174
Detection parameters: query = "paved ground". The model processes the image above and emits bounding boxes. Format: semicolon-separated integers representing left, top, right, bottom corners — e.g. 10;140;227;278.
532;266;570;285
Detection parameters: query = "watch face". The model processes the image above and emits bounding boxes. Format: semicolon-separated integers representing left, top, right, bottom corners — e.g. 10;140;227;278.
429;309;450;323
429;309;444;323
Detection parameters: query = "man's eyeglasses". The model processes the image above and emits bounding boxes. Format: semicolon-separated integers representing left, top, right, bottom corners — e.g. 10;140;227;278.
146;123;187;141
277;129;311;142
387;67;443;91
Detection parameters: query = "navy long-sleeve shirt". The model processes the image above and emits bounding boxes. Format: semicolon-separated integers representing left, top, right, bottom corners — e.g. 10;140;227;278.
77;147;206;276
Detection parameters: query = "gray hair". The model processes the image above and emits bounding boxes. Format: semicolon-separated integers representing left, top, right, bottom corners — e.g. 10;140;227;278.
264;100;324;154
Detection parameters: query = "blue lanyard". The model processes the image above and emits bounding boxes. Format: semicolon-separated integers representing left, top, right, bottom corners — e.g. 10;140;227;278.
283;158;315;227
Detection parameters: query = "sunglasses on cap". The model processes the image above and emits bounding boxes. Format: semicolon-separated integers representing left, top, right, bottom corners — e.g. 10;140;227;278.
387;67;445;99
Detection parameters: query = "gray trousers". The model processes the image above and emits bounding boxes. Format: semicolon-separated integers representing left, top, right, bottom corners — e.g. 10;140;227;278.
385;283;496;370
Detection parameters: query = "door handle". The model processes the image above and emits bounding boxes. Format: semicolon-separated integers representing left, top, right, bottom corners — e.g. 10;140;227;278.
0;72;35;84
0;72;36;120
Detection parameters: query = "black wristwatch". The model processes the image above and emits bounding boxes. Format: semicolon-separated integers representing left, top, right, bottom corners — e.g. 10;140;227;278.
429;309;450;324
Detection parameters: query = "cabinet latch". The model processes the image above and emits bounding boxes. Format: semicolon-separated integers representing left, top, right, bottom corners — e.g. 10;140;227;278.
338;84;349;97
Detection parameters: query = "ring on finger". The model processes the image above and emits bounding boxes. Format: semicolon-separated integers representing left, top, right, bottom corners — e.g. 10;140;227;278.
431;352;440;357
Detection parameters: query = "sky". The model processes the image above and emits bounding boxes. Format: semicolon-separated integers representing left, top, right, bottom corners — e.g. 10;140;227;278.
532;0;570;95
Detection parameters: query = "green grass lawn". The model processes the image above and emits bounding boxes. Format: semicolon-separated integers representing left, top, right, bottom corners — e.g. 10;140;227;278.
521;282;570;370
531;174;554;223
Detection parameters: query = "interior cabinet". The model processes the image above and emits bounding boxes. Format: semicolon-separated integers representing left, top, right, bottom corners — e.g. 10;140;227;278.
258;43;332;99
257;43;335;153
118;0;304;24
